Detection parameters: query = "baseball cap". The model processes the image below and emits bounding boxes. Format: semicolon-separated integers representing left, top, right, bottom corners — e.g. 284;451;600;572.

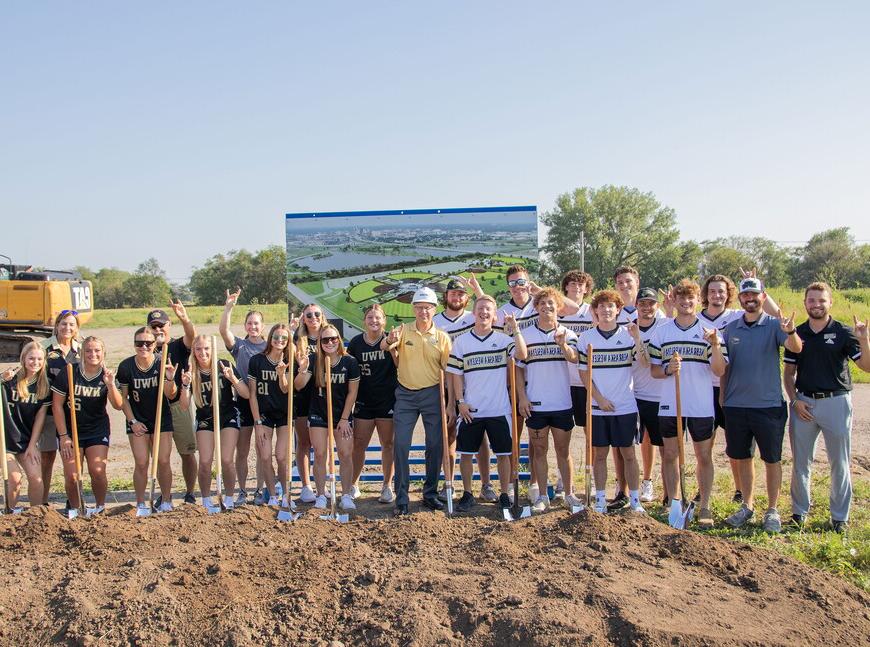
637;287;658;302
445;279;466;292
146;309;170;325
738;278;763;294
412;287;438;305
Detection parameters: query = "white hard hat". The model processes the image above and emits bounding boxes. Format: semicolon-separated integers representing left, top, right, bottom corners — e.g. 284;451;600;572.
412;287;438;305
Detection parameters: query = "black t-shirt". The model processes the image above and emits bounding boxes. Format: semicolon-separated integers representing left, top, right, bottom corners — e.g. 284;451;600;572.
247;353;289;418
784;318;862;393
293;336;318;406
347;333;397;408
116;355;174;432
308;355;361;423
2;377;50;449
45;344;80;418
193;359;239;425
160;337;191;404
51;364;111;440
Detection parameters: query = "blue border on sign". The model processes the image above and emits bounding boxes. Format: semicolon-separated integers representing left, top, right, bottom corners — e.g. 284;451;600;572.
285;206;537;219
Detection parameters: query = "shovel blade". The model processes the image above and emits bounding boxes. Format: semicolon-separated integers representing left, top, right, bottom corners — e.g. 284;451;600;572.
222;495;235;511
570;504;585;515
67;508;80;520
520;506;532;518
684;501;695;525
502;508;515;521
277;508;298;522
135;506;151;518
206;504;222;515
669;499;685;529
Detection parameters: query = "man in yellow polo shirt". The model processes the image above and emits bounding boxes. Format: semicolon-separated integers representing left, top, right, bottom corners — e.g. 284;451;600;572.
382;287;452;515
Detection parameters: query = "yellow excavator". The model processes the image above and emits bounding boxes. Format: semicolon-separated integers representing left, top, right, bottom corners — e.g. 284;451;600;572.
0;254;94;362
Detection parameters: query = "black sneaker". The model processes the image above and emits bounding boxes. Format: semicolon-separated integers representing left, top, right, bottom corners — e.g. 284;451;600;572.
831;520;847;533
499;492;511;510
661;495;670;507
732;490;743;504
457;491;475;512
183;492;196;504
791;513;806;527
152;495;162;512
606;491;629;511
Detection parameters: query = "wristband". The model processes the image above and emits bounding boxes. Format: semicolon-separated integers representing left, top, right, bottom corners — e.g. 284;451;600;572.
664;363;671;376
57;433;69;438
788;329;797;335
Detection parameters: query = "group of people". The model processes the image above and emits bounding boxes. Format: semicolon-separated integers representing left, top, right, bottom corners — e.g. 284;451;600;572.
2;265;868;533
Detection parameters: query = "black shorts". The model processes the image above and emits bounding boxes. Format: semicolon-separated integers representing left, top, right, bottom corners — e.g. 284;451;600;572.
294;392;311;418
723;404;786;463
125;422;173;435
354;400;395;420
6;434;31;455
237;396;256;428
457;415;511;455
591;413;638;448
636;399;662;446
196;411;241;431
79;434;110;449
570;386;588;427
526;409;574;432
713;386;726;431
308;414;353;429
257;412;288;429
659;416;715;443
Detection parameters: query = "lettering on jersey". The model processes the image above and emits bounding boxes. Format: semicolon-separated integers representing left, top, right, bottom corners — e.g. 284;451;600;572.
261;370;278;381
660;342;708;363
330;372;347;384
74;384;103;398
463;351;507;371
10;389;40;405
561;321;594;335
525;343;568;363
360;350;386;362
589;349;633;367
133;376;159;390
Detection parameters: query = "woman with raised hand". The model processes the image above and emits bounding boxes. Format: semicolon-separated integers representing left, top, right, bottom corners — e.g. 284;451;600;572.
294;325;360;510
248;323;292;506
41;309;82;504
179;334;241;510
293;303;325;504
116;327;178;514
51;336;124;515
347;303;397;503
219;287;267;505
1;342;50;509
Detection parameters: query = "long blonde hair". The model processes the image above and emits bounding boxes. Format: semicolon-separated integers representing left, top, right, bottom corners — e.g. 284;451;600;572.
17;342;50;401
189;334;213;410
315;326;346;389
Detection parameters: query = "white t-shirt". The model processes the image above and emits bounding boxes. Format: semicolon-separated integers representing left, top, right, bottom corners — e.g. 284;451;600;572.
446;330;515;418
433;310;476;341
558;303;594;387
496;298;538;332
516;324;577;412
632;317;670;402
697;308;741;387
648;318;728;418
576;326;638;416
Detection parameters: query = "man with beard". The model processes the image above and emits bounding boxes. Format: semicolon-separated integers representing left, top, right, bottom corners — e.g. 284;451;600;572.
784;282;870;532
721;278;801;532
433;277;495;502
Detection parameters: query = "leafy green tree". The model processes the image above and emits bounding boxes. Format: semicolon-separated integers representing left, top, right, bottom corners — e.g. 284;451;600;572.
189;246;288;305
791;227;865;289
700;236;792;286
93;268;133;309
122;258;172;307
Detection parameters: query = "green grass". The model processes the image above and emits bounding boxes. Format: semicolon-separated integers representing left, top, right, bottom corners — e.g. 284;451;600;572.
381;299;416;319
89;304;290;328
385;271;432;280
295;280;324;295
348;279;384;303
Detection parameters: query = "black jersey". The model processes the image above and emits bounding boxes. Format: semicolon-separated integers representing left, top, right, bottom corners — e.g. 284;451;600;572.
248;353;289;418
347;333;397;409
2;377;50;453
159;337;191;404
45;344;80;417
116;355;174;432
308;355;361;423
193;359;239;425
51;364;111;441
292;336;318;415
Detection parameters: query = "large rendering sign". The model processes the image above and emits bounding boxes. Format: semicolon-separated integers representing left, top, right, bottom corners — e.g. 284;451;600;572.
286;206;539;334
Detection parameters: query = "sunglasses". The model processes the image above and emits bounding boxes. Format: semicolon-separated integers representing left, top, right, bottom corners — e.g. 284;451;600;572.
272;334;289;341
59;309;79;317
149;322;167;329
305;312;322;319
134;340;155;348
507;278;528;287
320;336;340;344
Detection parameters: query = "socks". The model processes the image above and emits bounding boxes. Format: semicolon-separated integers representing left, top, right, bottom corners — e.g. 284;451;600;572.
629;490;640;507
596;490;606;507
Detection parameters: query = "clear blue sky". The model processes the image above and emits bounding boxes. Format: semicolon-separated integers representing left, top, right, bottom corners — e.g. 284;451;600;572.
2;3;868;282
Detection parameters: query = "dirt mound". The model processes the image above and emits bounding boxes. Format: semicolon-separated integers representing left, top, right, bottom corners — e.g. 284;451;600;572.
1;505;867;646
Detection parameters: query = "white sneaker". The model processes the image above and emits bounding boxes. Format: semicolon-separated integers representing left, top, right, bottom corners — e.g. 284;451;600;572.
222;495;235;510
378;486;395;503
630;502;646;514
564;493;584;508
554;477;565;500
531;495;550;513
267;496;280;506
314;495;327;509
480;483;498;503
640;479;654;503
137;502;150;514
275;481;284;500
594;500;607;513
340;494;356;510
299;485;317;503
528;483;540;504
350;484;361;500
158;501;174;513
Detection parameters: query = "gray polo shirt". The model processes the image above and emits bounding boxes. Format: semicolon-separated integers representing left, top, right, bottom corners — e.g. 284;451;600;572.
722;313;789;408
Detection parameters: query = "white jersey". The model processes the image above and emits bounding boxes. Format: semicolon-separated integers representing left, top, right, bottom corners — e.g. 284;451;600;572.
496;298;538;332
697;308;741;387
648;318;728;418
576;326;638;416
632;317;670;402
558;303;594;387
446;329;515;418
516;324;577;412
433;310;476;341
617;305;666;326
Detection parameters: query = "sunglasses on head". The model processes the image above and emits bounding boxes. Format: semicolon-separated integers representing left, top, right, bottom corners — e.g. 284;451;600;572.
507;278;528;287
59;309;79;317
320;336;340;344
305;312;322;319
134;340;155;348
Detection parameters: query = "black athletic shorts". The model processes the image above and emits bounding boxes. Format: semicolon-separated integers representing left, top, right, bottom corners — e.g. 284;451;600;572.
713;386;726;431
591;413;638;448
636;398;662;446
526;409;574;432
237;396;256;428
257;412;288;429
570;385;588;427
79;434;111;449
308;414;353;429
457;415;511;455
723;404;786;463
659;416;715;443
196;412;241;431
354;400;395;420
294;393;311;419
